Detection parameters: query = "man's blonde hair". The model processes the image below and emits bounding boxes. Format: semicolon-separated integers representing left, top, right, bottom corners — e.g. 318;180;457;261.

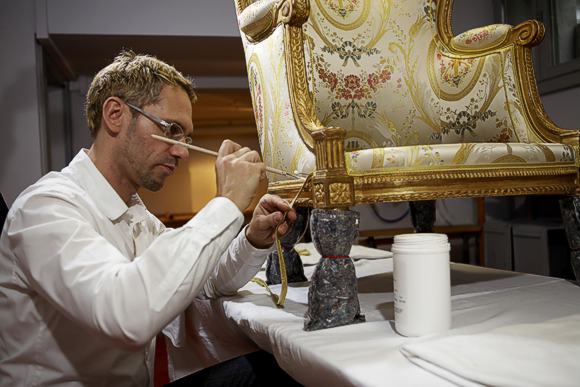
85;50;197;137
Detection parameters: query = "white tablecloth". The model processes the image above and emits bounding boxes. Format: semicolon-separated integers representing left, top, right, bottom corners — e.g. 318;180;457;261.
219;252;580;386
401;313;580;387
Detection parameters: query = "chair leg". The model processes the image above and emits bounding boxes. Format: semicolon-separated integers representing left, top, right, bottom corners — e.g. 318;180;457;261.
409;200;436;233
559;197;580;284
304;208;365;331
266;207;309;285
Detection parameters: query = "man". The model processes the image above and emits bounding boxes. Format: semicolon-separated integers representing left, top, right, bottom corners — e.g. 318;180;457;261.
0;51;297;386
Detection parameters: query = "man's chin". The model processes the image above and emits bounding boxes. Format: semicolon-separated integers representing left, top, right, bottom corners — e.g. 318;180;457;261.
140;178;164;192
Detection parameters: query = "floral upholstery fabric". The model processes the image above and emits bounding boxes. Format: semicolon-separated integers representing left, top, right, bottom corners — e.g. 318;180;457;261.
304;0;533;150
241;25;316;178
346;142;575;174
235;0;571;182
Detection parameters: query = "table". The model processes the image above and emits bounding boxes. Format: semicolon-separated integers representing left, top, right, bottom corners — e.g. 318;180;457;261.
217;252;580;386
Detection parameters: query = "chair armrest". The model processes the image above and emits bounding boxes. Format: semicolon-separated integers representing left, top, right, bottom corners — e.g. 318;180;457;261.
440;19;544;56
437;0;544;53
436;14;577;140
237;0;308;42
559;129;580;148
237;0;279;42
450;24;512;51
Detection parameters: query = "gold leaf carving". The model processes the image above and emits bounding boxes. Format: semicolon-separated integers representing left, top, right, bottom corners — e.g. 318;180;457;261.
314;183;325;204
354;184;575;204
329;183;351;204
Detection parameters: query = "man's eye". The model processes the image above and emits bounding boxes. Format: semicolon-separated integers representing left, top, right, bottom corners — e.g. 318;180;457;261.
168;124;183;137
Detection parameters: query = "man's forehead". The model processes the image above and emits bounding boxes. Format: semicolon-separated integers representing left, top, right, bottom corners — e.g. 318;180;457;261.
146;87;194;132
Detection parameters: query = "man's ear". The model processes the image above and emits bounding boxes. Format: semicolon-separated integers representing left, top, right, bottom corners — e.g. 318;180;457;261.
101;97;128;135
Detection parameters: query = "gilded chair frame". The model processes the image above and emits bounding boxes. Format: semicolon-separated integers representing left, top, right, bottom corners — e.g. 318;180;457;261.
234;0;580;209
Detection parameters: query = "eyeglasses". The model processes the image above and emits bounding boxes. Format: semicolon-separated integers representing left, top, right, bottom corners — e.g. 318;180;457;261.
125;102;193;145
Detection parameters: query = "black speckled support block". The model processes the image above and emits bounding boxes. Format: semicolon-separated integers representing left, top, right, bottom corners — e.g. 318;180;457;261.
266;207;309;285
559;197;580;283
304;209;365;331
410;200;436;233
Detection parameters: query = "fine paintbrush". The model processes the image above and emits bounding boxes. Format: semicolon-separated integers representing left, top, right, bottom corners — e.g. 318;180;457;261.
151;134;305;179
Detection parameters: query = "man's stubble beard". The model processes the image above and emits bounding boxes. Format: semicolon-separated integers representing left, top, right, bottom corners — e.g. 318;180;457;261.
122;120;164;192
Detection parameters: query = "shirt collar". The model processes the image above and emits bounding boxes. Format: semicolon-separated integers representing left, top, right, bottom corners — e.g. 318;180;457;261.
66;149;147;222
126;193;149;224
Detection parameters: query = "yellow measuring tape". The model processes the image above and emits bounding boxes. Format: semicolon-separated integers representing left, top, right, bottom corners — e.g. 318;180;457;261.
250;236;287;306
251;174;312;307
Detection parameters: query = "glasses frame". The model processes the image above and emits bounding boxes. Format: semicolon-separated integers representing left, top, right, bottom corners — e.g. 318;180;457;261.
125;102;193;145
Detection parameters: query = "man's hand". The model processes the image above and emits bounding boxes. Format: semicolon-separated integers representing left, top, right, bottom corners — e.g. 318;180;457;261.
246;194;297;249
215;140;265;212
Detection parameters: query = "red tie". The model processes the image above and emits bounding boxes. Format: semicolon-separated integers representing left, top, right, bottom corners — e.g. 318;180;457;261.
154;334;170;386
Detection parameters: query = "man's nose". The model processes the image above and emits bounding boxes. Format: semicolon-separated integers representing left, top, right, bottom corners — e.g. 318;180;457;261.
170;144;189;160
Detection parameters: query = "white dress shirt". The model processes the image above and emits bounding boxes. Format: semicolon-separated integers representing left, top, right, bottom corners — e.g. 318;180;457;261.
0;150;271;386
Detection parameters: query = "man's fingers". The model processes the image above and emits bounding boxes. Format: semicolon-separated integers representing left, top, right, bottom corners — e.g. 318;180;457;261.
276;222;290;236
257;211;282;227
217;136;262;164
232;146;251;158
218;139;242;157
221;146;261;165
216;142;264;211
256;211;287;231
237;149;261;163
246;194;300;247
256;195;297;229
259;194;292;213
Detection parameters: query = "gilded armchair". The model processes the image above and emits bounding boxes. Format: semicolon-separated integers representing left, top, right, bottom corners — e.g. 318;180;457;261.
234;0;580;327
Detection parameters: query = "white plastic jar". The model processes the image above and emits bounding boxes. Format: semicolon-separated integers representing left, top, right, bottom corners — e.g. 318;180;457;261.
392;233;451;337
